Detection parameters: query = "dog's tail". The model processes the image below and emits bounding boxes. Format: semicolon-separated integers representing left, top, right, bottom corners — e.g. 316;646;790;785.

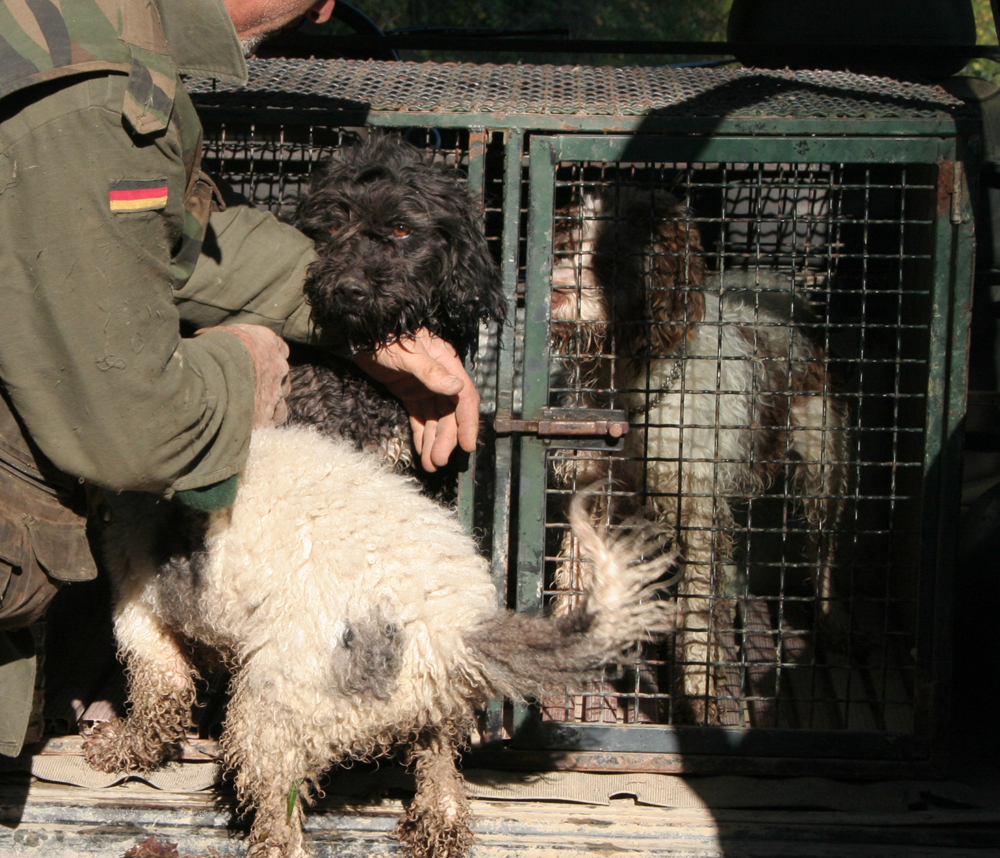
463;496;678;701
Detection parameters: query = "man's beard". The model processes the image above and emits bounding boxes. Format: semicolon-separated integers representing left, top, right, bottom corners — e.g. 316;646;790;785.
240;33;268;58
240;13;310;59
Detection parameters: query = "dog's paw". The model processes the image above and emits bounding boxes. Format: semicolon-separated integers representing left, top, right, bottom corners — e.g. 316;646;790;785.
246;806;312;858
246;827;311;858
246;843;311;858
393;798;473;858
82;718;170;774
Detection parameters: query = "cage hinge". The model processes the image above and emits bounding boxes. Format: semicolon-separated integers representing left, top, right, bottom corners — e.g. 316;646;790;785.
494;407;629;449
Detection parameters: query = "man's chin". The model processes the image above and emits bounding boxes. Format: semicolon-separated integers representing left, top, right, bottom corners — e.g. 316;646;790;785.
240;14;310;59
240;33;268;58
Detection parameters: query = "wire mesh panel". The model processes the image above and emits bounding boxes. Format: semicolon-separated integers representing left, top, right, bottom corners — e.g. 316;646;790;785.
198;123;476;219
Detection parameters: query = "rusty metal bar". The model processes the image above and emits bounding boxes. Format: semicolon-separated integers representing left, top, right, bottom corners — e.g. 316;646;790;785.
494;408;630;439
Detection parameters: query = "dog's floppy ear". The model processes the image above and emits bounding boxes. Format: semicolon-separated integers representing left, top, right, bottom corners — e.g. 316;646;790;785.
606;189;705;358
294;154;355;243
441;198;507;325
647;192;705;356
422;171;507;349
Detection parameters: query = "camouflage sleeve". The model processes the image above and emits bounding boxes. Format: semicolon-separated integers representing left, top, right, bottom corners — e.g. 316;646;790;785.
174;174;354;352
174;197;332;346
0;74;255;494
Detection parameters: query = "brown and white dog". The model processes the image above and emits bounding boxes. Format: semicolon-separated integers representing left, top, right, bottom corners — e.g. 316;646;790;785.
548;186;850;723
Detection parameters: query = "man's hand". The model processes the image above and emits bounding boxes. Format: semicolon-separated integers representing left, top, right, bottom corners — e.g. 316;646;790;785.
353;330;480;472
198;324;291;428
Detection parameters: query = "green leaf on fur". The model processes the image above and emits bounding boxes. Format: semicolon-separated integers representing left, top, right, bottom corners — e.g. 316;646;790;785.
287;778;305;820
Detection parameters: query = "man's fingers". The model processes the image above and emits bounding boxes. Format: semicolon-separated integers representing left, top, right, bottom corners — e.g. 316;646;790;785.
453;382;480;454
428;411;460;470
365;336;465;396
272;397;289;427
407;398;447;473
356;330;481;469
198;324;290;429
420;417;441;473
393;350;464;398
409;413;427;467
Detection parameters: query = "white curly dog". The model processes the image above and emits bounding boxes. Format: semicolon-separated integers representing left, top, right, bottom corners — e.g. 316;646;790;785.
84;425;676;858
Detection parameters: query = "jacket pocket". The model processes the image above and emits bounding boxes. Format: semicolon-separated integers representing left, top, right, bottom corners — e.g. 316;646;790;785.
0;467;97;584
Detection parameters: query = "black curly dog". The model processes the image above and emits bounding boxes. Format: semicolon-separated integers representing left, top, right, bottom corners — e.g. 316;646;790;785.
287;135;506;483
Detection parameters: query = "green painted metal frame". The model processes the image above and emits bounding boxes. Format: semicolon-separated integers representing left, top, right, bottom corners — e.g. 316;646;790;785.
209;104;969;141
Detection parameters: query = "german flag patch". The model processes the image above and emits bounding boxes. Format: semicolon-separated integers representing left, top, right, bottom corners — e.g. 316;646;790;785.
109;179;169;212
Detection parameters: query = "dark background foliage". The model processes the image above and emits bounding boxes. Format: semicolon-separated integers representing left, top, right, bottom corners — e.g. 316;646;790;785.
301;0;732;65
298;0;1000;74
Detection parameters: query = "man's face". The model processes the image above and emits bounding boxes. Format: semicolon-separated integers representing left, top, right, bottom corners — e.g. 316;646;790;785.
224;0;335;44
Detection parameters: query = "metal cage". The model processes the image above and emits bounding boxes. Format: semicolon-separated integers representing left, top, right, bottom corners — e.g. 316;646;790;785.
190;59;975;776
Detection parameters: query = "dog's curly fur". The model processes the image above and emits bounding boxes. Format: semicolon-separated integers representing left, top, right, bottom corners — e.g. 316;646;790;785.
286;135;506;473
549;187;850;724
83;425;676;858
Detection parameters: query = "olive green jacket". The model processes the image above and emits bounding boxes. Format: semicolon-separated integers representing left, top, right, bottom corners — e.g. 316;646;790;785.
0;0;324;497
0;0;326;756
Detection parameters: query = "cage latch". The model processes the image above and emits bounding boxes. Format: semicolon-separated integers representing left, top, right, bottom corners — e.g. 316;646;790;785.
494;407;629;449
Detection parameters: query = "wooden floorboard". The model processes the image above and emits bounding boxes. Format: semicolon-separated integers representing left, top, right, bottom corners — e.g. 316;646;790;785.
3;749;998;858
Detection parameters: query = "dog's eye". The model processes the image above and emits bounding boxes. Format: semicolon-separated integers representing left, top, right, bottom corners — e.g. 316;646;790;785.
329;224;341;235
391;223;411;238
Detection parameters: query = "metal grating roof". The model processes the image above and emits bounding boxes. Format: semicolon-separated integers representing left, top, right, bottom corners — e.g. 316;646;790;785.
185;57;969;121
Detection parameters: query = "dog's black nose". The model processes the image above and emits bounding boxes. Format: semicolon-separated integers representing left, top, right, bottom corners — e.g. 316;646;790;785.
334;278;369;306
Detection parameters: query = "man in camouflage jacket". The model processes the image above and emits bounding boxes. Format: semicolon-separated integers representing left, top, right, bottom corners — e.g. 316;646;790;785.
0;0;482;756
